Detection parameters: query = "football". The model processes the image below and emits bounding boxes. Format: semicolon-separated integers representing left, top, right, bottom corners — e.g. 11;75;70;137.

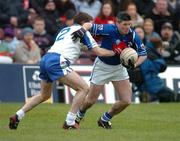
120;48;138;66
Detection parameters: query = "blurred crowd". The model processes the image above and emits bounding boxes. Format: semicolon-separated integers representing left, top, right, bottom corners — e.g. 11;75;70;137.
0;0;179;65
0;0;179;102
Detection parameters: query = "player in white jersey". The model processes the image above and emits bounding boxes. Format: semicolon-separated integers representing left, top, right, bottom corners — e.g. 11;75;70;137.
9;12;122;130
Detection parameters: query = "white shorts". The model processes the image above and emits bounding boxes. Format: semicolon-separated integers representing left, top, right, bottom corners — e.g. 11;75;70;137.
90;58;129;85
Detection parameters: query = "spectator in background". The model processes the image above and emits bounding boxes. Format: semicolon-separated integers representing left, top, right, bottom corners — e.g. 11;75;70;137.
113;0;134;13
14;27;41;64
0;0;29;28
167;0;178;15
160;22;180;64
146;0;173;34
60;9;76;29
134;0;155;18
55;0;76;18
14;28;23;40
27;7;38;27
134;25;153;49
71;0;102;18
30;0;47;14
39;0;61;36
105;0;120;15
143;18;161;42
2;27;20;56
0;28;4;43
173;0;180;32
134;39;176;102
125;2;144;27
94;0;116;45
32;16;53;56
94;0;115;25
0;28;15;64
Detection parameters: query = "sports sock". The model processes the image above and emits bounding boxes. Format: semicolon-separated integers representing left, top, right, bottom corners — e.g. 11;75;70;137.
77;109;86;118
16;109;25;121
65;111;76;125
101;112;112;122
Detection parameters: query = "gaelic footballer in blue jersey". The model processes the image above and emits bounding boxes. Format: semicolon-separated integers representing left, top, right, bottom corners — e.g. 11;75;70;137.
9;12;122;130
74;12;147;129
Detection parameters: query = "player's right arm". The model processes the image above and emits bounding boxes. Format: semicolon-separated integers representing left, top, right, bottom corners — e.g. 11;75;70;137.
91;46;115;57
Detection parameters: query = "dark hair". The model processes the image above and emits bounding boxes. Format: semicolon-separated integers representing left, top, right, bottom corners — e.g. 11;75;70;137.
34;16;45;22
65;9;76;20
4;27;14;38
98;0;114;18
74;12;93;25
151;39;163;49
116;12;131;22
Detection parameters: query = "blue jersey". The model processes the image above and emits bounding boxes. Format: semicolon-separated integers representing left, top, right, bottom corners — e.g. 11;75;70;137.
90;24;147;65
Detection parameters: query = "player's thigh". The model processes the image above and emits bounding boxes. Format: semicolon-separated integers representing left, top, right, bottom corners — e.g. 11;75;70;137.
59;71;89;91
40;80;53;96
112;79;132;101
86;83;104;101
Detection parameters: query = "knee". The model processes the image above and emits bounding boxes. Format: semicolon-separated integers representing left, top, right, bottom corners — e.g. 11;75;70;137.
79;85;89;95
83;86;89;95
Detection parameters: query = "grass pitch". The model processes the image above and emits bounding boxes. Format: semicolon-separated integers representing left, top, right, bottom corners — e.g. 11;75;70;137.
0;103;180;141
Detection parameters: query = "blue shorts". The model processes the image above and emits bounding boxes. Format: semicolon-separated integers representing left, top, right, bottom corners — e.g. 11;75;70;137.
39;53;73;82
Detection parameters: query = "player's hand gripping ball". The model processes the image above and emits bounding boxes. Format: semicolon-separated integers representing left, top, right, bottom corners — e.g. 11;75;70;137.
120;47;138;69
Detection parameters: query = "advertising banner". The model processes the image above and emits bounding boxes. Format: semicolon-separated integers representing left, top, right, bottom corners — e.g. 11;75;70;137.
22;66;53;103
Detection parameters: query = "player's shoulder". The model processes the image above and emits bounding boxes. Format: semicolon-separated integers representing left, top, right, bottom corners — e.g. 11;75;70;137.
71;24;82;28
129;28;135;35
95;23;116;30
104;24;117;33
70;24;82;31
127;28;138;40
107;24;116;30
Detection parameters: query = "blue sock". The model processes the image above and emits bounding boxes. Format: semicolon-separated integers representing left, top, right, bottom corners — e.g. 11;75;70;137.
77;109;86;118
101;112;112;122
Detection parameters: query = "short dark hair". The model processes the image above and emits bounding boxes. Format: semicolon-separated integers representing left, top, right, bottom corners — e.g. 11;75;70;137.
34;16;45;22
74;12;93;25
116;12;131;22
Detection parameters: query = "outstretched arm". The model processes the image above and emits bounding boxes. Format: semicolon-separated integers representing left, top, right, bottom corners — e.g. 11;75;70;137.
82;22;93;31
91;46;115;57
71;23;92;41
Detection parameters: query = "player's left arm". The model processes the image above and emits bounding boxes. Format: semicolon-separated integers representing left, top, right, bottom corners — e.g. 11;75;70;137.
133;32;147;68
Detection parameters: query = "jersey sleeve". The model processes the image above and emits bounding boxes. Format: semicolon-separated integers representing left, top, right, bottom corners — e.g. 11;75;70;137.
133;32;147;56
89;24;113;36
80;31;98;50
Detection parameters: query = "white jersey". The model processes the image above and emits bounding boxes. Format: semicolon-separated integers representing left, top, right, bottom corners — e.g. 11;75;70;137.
48;25;98;64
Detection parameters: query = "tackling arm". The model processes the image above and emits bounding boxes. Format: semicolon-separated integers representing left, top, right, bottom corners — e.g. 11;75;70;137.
91;46;115;57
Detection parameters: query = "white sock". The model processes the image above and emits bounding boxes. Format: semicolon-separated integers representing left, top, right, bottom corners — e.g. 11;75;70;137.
65;111;76;125
16;109;25;121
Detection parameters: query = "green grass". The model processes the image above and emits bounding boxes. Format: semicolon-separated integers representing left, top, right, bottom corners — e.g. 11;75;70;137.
0;103;180;141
